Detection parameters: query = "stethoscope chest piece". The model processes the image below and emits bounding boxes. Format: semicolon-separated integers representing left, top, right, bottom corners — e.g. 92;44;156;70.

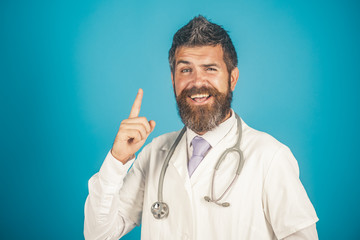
151;201;169;219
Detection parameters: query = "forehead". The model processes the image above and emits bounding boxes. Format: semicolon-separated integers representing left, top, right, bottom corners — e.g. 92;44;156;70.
174;45;225;65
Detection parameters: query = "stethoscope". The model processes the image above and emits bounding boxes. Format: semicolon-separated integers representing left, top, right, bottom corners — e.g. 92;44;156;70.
151;114;244;219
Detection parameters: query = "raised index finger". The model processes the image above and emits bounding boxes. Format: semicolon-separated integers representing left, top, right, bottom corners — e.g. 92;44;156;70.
129;88;143;118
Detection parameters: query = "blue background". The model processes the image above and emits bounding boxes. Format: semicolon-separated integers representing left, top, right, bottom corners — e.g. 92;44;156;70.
1;0;359;239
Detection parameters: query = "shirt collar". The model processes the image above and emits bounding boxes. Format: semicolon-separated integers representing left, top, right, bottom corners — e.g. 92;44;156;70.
186;109;236;149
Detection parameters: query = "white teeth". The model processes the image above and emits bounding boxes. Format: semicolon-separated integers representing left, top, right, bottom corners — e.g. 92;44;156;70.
190;94;209;99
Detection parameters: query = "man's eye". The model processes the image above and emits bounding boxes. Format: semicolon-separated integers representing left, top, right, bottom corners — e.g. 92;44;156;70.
206;67;217;71
181;68;191;73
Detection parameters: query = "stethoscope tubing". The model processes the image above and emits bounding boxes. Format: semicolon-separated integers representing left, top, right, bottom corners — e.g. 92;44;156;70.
157;127;186;202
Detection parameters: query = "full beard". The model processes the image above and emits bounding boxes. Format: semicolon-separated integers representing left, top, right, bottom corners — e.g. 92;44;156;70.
175;83;233;134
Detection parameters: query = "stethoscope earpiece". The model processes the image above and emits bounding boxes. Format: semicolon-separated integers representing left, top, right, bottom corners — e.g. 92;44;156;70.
204;196;231;207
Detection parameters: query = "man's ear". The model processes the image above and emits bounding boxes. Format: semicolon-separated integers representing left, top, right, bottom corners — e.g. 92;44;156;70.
171;72;178;96
230;67;239;91
171;72;174;85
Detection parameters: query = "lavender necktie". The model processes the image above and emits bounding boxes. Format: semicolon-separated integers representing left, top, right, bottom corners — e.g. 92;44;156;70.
188;136;211;177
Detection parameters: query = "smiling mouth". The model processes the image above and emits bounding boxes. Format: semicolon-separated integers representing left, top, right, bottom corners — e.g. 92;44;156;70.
189;93;212;103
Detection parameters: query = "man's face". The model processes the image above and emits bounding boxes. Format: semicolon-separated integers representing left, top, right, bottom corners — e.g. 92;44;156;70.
171;45;239;134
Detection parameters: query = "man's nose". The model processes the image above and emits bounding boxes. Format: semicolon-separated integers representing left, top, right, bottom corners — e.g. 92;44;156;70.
192;69;206;86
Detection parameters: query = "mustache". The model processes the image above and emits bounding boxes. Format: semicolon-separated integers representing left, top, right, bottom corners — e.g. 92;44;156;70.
178;86;220;98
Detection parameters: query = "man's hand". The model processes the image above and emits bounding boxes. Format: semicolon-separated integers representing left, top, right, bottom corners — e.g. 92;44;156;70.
111;89;156;164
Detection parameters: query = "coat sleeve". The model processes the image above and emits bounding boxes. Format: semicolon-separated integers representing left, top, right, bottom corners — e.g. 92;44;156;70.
262;145;319;239
84;147;149;240
282;224;318;240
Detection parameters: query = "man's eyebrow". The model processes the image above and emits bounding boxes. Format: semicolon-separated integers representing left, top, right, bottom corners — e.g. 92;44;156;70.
201;63;220;68
176;61;220;68
176;60;191;65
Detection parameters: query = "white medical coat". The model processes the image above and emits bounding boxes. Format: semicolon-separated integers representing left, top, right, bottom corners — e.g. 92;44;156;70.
84;117;318;239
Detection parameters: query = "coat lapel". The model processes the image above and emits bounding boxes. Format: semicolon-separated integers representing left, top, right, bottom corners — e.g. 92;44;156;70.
165;133;193;198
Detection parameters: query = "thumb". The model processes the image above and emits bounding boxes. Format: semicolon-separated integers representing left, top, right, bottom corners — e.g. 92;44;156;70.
149;120;156;132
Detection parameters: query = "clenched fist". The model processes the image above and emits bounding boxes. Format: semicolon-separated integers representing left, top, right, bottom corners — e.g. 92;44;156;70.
111;89;156;164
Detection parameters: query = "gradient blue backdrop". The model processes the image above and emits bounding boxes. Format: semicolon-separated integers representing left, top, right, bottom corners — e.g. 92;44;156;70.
1;0;359;239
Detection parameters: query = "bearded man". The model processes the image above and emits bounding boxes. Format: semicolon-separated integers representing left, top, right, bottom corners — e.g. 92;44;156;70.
84;16;318;240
